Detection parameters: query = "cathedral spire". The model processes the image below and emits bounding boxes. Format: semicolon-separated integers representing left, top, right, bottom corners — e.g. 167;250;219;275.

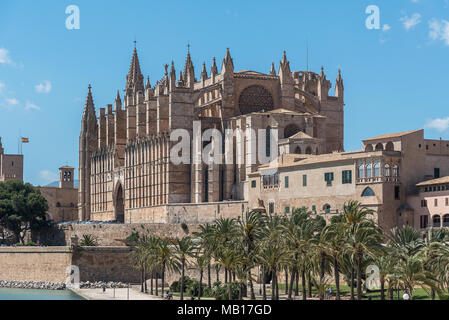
270;62;276;76
183;47;195;87
210;57;218;76
83;84;96;120
337;69;343;83
145;76;151;89
125;46;144;94
201;62;208;81
115;89;122;111
221;48;234;75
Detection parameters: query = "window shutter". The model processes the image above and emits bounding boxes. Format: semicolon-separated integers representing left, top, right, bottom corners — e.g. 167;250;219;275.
342;171;345;184
349;170;352;183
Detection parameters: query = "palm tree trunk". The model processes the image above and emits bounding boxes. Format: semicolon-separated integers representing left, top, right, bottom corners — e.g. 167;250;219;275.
271;268;276;301
285;267;289;295
357;253;362;300
180;259;185;300
155;274;159;296
319;252;325;300
380;279;385;301
288;268;295;299
161;263;166;298
307;271;312;298
216;264;220;283
334;255;340;300
262;267;267;300
350;267;355;300
276;271;279;300
388;286;393;300
150;273;154;295
140;267;144;292
199;269;203;300
144;268;147;293
208;264;211;288
248;271;256;300
238;283;243;300
228;270;233;300
225;267;228;284
295;268;299;297
431;288;435;300
301;268;307;300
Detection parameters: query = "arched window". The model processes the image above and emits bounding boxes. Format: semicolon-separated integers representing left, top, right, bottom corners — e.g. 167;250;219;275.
295;146;302;154
56;202;61;208
358;165;365;178
365;144;373;152
443;214;449;227
385;142;394;151
266;126;271;158
384;164;391;177
362;187;375;197
433;215;441;228
366;164;372;178
374;163;380;177
393;165;399;177
305;147;312;155
323;204;331;214
375;143;384;151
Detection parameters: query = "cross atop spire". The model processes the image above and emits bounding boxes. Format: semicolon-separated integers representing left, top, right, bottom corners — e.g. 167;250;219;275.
125;45;144;93
83;84;96;120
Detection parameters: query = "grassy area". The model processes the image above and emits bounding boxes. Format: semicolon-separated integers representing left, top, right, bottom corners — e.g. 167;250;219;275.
276;283;449;300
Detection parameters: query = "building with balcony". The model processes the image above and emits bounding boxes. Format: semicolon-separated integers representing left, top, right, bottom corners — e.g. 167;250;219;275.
248;129;449;232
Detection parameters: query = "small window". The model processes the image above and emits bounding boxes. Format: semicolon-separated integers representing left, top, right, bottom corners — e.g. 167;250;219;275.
323;204;331;214
358;165;365;178
303;174;307;187
395;186;400;200
421;200;427;207
269;202;275;214
444;215;449;227
433;215;441;228
324;172;334;186
446;198;448;206
434;168;440;179
420;215;428;229
435;199;438;207
374;163;380;177
312;205;316;212
342;170;352;184
251;180;257;188
285;176;289;188
393;165;399;177
366;164;372;178
362;187;375;197
285;206;290;214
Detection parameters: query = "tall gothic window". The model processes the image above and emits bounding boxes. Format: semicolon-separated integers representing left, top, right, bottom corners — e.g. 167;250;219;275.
366;164;372;178
374;163;380;177
393;164;399;177
385;164;391;176
358;165;365;178
266;126;271;158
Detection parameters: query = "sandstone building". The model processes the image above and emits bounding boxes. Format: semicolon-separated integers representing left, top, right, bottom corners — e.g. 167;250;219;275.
39;166;78;223
78;47;345;223
248;129;449;231
0;137;23;182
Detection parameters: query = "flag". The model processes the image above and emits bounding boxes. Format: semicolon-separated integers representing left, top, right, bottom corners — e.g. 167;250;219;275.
21;137;29;143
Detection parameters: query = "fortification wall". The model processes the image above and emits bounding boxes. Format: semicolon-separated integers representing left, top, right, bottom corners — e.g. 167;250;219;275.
0;246;140;284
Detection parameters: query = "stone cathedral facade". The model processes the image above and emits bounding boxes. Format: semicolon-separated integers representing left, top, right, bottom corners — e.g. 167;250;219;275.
78;47;345;223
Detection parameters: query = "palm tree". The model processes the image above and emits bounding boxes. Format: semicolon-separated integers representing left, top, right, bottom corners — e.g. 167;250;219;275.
193;223;216;288
132;234;150;293
344;220;383;300
174;236;196;300
216;247;245;300
237;210;266;299
192;250;210;300
157;238;179;298
213;218;238;283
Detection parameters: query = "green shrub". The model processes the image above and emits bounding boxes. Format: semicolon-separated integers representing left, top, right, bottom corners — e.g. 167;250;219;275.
125;231;140;245
79;234;98;246
212;281;239;300
170;276;195;293
25;241;37;246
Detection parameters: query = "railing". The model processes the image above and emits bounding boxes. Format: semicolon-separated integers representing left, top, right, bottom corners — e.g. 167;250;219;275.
357;176;400;184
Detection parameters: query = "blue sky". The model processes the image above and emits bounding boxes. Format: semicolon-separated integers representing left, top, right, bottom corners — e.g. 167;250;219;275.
1;0;449;185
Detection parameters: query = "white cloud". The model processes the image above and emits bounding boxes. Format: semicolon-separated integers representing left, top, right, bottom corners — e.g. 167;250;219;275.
25;101;40;111
429;19;449;46
35;80;52;93
0;82;4;92
400;13;422;30
382;24;391;32
424;117;449;132
0;48;13;65
38;170;59;182
5;98;19;106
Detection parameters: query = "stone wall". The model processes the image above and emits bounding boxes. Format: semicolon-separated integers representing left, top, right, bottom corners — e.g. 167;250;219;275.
0;246;140;284
42;223;202;246
0;247;72;283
